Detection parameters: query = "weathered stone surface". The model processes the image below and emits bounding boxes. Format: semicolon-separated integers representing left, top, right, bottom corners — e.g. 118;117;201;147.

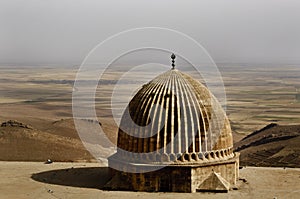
108;67;239;192
117;69;233;156
108;153;239;192
197;172;230;192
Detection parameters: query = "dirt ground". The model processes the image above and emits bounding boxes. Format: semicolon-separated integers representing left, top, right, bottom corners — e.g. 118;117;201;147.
0;161;299;199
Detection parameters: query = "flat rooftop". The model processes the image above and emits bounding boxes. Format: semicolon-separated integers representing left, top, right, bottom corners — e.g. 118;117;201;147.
0;161;299;199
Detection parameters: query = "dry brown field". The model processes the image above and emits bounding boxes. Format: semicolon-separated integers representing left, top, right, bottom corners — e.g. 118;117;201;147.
0;65;299;198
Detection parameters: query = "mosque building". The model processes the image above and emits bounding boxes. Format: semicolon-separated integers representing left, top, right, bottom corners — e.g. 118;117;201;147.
107;54;239;193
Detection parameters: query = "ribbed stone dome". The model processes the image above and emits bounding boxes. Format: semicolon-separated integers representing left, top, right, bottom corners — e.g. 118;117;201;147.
116;69;233;163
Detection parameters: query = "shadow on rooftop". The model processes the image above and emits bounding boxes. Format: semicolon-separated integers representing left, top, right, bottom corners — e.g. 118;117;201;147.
31;167;111;189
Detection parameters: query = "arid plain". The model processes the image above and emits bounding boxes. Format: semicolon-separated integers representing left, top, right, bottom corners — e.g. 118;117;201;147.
0;65;299;198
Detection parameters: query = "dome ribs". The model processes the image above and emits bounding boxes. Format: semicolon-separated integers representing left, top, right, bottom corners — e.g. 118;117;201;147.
176;72;195;153
138;77;165;153
148;78;168;152
178;71;203;153
170;71;176;154
174;71;189;154
152;74;169;153
173;71;181;154
130;75;165;152
116;68;234;163
161;72;173;153
183;73;212;152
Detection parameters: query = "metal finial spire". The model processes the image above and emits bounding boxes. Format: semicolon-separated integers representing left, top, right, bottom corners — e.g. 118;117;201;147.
171;53;176;69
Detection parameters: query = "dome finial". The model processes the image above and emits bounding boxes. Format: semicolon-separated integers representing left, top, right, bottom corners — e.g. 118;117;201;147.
171;53;176;69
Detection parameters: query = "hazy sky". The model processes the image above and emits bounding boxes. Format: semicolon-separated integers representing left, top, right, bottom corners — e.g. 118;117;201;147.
1;0;300;66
